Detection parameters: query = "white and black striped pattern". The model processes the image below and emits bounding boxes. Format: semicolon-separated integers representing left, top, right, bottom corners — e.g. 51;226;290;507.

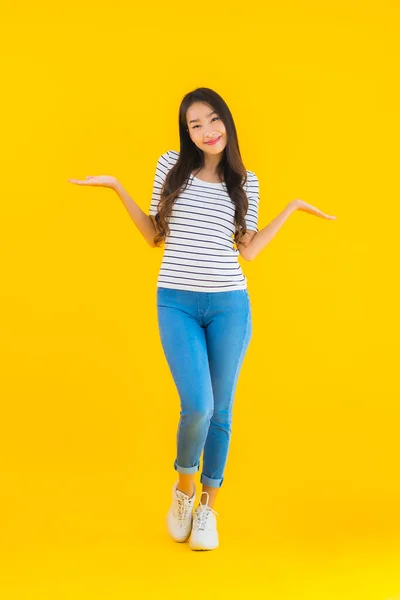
149;150;259;292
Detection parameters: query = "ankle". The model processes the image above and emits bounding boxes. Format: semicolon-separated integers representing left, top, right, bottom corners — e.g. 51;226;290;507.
177;486;195;498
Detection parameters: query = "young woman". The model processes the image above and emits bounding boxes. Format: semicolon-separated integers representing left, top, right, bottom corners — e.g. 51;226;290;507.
68;87;336;551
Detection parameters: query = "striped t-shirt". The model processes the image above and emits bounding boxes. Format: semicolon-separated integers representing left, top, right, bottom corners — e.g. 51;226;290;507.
149;149;259;293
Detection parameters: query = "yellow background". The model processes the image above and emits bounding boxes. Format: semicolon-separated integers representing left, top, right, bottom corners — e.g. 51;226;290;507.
1;1;399;598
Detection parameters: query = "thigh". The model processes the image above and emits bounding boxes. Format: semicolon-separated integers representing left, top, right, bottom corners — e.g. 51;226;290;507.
205;291;252;411
157;289;214;413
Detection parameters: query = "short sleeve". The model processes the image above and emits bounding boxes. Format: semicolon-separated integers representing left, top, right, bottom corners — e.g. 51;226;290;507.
245;171;260;232
149;151;170;216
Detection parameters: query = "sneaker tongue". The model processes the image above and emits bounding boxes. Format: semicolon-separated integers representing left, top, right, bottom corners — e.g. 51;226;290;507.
176;489;190;499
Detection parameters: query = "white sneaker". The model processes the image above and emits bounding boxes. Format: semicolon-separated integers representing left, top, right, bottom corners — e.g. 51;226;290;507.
189;491;220;551
166;480;196;542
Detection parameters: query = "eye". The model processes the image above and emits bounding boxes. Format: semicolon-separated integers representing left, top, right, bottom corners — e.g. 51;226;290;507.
192;116;220;129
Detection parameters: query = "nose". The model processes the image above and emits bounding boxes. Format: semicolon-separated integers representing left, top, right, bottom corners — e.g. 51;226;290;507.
204;131;219;140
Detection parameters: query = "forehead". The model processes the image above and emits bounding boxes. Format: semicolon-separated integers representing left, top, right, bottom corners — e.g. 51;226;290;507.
186;102;217;123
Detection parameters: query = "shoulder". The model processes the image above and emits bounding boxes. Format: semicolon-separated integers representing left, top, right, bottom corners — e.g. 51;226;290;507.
246;169;258;182
167;149;179;167
245;170;259;193
157;149;179;170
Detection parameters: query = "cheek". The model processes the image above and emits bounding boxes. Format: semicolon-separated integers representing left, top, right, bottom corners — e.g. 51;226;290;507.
191;133;202;145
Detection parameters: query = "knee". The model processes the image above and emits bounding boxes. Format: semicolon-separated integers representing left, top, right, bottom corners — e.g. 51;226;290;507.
180;407;213;432
210;410;232;427
183;408;214;424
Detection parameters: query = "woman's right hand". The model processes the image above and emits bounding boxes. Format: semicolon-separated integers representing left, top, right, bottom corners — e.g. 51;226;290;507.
67;175;118;189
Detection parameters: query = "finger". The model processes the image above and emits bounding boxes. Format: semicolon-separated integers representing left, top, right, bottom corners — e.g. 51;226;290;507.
311;208;324;216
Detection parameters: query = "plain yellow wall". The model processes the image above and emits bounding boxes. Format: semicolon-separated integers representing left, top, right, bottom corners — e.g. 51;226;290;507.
1;1;399;598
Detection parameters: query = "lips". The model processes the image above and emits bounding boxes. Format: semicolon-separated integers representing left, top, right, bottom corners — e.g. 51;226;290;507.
205;135;222;145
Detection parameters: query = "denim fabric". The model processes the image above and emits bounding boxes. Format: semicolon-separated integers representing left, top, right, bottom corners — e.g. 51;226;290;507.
156;286;252;488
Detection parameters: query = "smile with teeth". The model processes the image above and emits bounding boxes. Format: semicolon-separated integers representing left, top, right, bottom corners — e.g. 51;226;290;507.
205;135;222;145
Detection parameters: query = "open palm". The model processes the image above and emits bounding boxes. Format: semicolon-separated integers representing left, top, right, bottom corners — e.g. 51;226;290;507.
295;199;336;220
67;175;117;189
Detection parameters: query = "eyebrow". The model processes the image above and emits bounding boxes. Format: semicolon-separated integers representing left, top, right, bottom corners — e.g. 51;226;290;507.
189;110;218;124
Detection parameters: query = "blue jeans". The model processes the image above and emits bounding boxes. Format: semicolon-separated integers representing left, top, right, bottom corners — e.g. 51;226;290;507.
156;287;252;488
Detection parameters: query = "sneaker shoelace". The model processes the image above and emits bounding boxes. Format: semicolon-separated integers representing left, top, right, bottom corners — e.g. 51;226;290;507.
176;493;193;521
193;503;220;531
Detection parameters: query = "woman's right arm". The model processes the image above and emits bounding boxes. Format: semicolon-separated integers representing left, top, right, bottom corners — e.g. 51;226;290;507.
68;161;164;249
113;180;158;248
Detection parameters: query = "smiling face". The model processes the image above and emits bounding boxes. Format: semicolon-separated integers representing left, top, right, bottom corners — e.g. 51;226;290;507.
186;101;227;155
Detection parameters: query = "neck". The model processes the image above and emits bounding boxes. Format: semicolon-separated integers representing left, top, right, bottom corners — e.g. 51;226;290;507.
203;151;223;173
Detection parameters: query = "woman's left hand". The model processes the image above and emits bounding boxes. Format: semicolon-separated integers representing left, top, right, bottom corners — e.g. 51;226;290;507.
292;199;336;220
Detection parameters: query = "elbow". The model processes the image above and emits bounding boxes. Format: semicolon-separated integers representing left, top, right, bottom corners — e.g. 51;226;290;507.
149;237;162;249
247;243;261;261
238;247;253;261
241;250;253;261
148;230;157;248
245;246;255;261
147;234;156;248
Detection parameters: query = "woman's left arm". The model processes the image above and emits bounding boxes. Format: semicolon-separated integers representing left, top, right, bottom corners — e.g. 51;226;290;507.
247;199;337;261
